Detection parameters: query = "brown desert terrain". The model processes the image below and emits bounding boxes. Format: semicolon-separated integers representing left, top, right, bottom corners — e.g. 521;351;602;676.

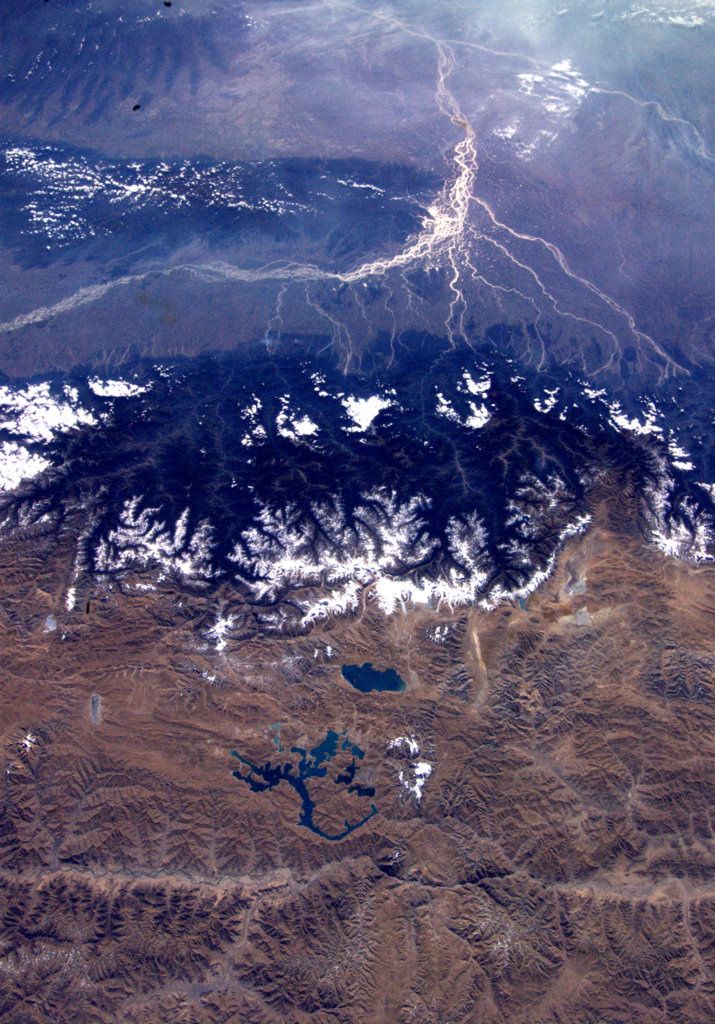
0;474;714;1023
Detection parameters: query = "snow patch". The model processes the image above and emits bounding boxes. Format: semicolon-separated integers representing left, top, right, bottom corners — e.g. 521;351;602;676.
494;121;519;140
207;614;233;653
342;394;393;432
534;388;559;414
94;499;216;580
435;372;492;430
428;624;452;643
607;399;662;436
239;396;267;447
388;735;420;757
0;441;51;492
644;463;714;563
0;382;96;442
276;396;319;441
388;735;432;801
88;377;149;398
400;761;432;801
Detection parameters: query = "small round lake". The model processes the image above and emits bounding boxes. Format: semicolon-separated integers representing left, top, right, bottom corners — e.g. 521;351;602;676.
341;662;406;693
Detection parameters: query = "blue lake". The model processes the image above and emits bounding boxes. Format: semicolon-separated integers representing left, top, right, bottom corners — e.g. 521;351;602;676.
230;728;376;842
341;662;406;693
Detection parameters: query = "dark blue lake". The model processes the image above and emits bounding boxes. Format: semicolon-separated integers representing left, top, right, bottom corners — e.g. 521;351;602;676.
341;662;406;693
230;728;376;842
